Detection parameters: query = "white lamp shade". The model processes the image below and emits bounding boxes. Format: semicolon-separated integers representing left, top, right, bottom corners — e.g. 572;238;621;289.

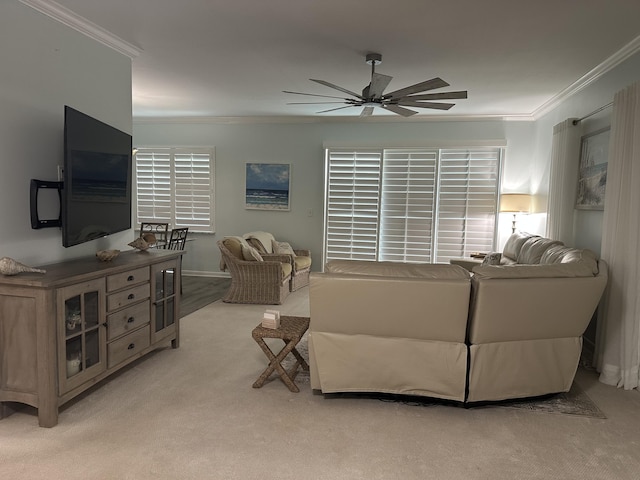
499;194;532;213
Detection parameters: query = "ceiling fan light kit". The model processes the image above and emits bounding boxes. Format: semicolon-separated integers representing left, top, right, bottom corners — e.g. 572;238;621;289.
284;53;467;117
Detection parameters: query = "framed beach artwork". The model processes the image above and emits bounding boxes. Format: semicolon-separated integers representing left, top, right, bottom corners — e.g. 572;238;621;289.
245;163;291;211
576;127;610;210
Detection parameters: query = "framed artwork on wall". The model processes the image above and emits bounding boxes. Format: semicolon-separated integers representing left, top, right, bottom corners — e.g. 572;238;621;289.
245;163;291;211
576;127;610;210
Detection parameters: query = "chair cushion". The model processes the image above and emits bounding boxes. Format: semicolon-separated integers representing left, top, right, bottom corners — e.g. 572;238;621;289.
224;236;263;261
281;262;293;279
222;237;245;259
243;231;276;254
294;255;312;271
241;244;263;262
273;240;296;257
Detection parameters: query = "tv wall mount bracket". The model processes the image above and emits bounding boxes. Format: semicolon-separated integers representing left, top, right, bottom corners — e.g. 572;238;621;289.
30;179;62;229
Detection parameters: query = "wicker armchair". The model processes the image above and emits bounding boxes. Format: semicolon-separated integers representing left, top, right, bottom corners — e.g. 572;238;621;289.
243;231;312;291
217;238;292;305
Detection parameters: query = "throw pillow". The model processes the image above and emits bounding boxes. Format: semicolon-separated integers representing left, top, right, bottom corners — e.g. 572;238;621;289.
272;240;296;257
482;252;502;265
241;244;264;262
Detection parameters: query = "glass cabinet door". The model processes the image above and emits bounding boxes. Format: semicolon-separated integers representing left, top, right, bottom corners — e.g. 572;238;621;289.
58;278;106;392
151;260;179;345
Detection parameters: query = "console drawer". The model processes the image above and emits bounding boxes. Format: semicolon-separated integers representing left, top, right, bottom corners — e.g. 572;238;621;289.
107;283;150;312
107;300;150;341
107;267;150;292
108;325;150;368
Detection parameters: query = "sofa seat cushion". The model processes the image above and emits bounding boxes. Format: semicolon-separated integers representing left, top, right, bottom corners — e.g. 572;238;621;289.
324;260;470;280
540;245;599;275
472;262;596;279
516;236;564;264
502;232;535;263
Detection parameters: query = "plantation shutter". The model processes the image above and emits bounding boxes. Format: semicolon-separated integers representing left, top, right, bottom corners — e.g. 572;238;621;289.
135;148;215;233
174;150;214;230
379;149;438;262
135;149;172;223
325;149;382;261
434;148;500;263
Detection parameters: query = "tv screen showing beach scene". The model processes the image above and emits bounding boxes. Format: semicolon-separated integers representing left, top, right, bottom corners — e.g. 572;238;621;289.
245;163;290;211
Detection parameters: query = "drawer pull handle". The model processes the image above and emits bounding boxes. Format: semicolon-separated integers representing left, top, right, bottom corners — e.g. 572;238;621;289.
127;317;135;323
128;294;135;300
128;343;135;350
127;275;134;281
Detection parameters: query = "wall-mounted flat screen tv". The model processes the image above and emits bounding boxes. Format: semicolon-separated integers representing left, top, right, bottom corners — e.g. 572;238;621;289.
62;106;132;247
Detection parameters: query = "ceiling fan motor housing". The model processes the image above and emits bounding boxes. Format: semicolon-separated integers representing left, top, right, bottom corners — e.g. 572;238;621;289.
365;53;382;66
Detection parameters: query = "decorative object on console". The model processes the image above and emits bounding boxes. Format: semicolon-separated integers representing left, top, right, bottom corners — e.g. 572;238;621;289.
141;232;157;246
96;249;120;262
499;193;532;233
0;257;46;276
128;237;150;251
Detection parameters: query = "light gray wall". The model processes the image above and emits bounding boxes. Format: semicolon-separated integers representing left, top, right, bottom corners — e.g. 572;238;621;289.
531;51;640;254
134;119;536;275
0;2;133;267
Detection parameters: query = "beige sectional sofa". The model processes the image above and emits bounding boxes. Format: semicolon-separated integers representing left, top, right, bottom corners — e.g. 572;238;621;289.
308;233;608;404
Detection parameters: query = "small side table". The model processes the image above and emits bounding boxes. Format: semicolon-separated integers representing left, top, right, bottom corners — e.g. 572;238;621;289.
252;315;310;393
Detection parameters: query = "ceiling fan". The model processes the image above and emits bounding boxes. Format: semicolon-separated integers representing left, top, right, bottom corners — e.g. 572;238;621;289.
283;53;468;117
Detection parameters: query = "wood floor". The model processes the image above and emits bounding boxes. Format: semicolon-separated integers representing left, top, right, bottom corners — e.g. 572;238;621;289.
179;276;231;318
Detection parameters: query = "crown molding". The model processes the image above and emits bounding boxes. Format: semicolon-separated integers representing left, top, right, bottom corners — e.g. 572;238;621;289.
133;113;534;126
533;33;640;119
20;0;142;59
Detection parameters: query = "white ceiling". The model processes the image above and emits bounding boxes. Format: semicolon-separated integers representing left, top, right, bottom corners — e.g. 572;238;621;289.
28;0;640;119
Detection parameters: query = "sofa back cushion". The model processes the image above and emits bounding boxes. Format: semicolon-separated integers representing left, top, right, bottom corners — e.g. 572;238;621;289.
539;245;599;275
516;236;563;264
502;232;535;262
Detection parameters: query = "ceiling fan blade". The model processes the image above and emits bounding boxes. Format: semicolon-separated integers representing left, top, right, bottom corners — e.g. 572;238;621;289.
282;90;352;100
317;105;356;114
382;104;418;117
396;100;455;110
406;91;468;101
368;73;393;98
360;106;375;117
287;102;348;105
384;77;450;99
310;79;363;99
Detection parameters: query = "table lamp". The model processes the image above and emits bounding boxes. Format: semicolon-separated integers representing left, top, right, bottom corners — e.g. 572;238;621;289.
499;194;532;233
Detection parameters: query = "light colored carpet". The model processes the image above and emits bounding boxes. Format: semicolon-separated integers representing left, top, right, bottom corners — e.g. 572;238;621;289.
2;288;640;480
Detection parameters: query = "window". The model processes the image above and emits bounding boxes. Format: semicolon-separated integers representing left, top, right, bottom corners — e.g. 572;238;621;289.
134;147;215;233
325;146;502;264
